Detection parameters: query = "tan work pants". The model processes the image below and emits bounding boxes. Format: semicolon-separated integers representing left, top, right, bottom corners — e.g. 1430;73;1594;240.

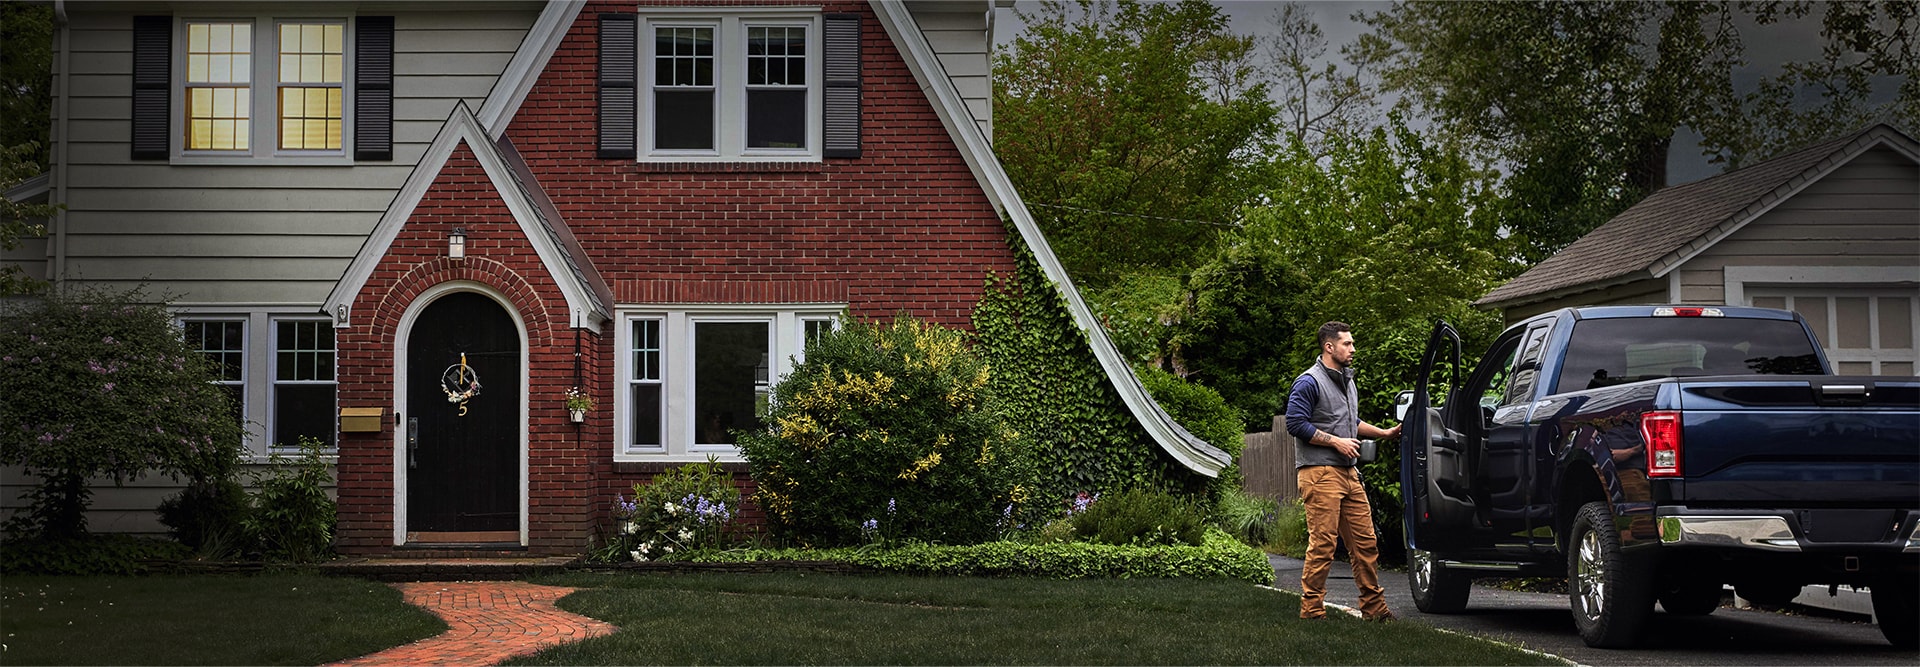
1297;465;1390;619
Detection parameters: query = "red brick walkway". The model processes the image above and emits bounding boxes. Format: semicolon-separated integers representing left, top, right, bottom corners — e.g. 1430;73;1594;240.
325;581;616;666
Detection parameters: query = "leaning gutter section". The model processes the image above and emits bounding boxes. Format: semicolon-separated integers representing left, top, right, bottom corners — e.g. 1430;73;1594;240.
868;0;1230;477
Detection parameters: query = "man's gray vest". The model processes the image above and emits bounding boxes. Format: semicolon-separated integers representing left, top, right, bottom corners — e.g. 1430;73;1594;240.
1294;361;1359;468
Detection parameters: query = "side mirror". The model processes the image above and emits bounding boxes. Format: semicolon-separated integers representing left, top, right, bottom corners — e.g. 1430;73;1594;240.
1394;390;1414;421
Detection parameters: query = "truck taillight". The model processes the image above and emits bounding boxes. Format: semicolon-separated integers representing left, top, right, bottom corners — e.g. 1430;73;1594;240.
1653;307;1723;317
1641;411;1683;477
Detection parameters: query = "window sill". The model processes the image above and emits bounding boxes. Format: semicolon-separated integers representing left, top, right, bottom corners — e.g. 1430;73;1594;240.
613;451;746;465
613;457;751;475
170;155;357;167
632;161;826;174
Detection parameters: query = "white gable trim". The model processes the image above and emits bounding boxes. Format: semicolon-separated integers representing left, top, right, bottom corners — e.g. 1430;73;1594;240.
1650;126;1920;280
323;102;609;330
477;0;587;138
871;0;1229;476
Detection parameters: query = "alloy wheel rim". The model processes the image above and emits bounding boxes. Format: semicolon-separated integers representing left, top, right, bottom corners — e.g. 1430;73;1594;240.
1575;529;1606;622
1412;548;1433;594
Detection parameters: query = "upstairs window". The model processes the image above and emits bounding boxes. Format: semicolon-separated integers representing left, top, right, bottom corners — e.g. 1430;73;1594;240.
276;22;346;151
184;22;253;151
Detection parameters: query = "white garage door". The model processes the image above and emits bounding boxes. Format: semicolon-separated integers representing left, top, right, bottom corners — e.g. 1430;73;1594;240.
1749;288;1917;376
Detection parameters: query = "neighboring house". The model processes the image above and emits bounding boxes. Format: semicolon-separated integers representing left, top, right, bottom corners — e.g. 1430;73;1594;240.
1477;123;1920;377
2;0;1228;554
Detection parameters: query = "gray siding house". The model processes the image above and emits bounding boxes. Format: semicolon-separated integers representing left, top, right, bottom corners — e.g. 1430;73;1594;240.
1477;124;1920;377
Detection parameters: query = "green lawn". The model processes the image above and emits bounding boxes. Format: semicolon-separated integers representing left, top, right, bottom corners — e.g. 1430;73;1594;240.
0;573;445;666
510;572;1561;666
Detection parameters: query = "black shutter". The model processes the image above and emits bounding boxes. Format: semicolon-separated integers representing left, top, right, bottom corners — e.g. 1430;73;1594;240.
598;14;637;159
822;14;861;159
355;16;395;161
131;16;171;160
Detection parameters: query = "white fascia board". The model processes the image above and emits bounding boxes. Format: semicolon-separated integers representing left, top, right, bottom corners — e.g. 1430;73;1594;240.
1652;126;1920;279
323;102;606;330
870;0;1228;476
477;0;587;138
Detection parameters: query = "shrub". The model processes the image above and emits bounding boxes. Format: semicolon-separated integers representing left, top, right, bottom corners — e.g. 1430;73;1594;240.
0;288;244;539
0;534;191;575
156;478;252;559
1211;487;1279;548
739;315;1038;547
1269;496;1310;558
1068;488;1206;547
603;457;743;562
243;437;335;562
1136;366;1243;459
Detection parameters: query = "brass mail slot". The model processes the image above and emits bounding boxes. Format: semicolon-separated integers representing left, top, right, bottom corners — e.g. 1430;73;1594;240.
339;407;386;433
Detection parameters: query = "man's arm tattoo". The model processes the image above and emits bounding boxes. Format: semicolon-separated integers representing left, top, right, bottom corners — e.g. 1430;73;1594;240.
1309;430;1338;447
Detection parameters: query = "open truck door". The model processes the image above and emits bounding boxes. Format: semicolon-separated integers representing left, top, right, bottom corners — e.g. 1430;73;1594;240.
1400;319;1478;553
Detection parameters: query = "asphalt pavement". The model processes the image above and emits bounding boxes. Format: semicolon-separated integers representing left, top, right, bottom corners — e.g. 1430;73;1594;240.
1267;554;1916;666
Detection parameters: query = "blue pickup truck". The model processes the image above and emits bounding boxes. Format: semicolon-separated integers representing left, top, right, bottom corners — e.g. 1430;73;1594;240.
1397;305;1919;648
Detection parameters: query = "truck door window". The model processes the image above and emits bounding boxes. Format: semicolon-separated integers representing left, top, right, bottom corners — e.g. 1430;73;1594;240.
1502;324;1553;406
1552;318;1825;394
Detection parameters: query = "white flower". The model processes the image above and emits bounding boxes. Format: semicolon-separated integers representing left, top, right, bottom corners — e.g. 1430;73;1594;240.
664;502;679;515
677;528;693;541
637;542;652;553
663;545;674;554
629;550;643;562
622;522;638;535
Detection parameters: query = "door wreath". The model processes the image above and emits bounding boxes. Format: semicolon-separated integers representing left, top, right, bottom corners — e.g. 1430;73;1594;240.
441;352;482;416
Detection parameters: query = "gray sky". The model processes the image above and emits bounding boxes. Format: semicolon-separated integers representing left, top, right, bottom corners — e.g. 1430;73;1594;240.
992;1;1856;186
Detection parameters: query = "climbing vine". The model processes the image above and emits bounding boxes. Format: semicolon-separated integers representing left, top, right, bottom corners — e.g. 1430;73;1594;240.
972;225;1221;506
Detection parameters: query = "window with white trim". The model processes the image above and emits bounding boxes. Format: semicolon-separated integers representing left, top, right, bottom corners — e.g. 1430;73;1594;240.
180;18;348;157
273;319;336;449
183;319;247;429
642;13;821;160
616;307;842;459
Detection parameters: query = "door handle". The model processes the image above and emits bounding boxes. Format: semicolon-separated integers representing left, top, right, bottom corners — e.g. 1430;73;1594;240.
406;416;419;469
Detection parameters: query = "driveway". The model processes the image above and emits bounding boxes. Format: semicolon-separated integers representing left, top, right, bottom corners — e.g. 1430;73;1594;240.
1269;555;1915;666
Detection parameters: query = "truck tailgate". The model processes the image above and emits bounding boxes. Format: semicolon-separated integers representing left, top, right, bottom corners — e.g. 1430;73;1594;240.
1675;377;1920;508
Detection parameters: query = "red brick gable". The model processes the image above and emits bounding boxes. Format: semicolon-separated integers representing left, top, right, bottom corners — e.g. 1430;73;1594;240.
334;142;604;554
505;0;1016;328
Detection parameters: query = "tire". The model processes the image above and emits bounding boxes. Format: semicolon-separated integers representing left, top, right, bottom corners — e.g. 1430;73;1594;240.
1568;501;1655;648
1409;547;1472;613
1657;579;1723;616
1871;578;1918;649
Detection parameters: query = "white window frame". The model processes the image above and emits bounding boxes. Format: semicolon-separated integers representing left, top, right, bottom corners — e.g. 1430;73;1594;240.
179;316;249;439
172;14;356;165
270;317;339;451
639;10;823;162
614;305;843;461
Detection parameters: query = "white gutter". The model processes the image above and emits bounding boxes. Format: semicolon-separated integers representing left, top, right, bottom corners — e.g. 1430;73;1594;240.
868;0;1229;476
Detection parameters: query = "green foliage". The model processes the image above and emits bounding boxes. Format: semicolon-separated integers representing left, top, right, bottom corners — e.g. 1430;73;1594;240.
0;535;190;575
974;231;1213;507
156;478;252;559
600;457;743;562
667;528;1273;584
0;288;244;539
1068;488;1207;547
1268;496;1310;558
1;3;53;168
994;0;1275;288
1085;274;1186;365
1210;486;1279;548
739;315;1038;547
242;438;336;563
1135;366;1242;459
1170;240;1313;430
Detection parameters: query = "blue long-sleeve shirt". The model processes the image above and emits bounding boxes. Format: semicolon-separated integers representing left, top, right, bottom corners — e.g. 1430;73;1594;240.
1284;373;1322;443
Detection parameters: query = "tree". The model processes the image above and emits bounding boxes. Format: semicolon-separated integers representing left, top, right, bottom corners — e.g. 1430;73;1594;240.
2;3;56;296
0;290;244;539
1259;3;1388;155
994;0;1277;288
1363;0;1917;262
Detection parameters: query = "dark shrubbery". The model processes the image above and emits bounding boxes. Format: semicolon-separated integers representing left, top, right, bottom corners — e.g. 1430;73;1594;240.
1066;488;1208;547
599;457;744;562
739;315;1039;547
243;438;337;563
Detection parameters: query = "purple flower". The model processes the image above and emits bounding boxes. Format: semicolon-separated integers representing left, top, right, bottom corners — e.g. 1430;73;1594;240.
103;382;115;392
887;498;896;514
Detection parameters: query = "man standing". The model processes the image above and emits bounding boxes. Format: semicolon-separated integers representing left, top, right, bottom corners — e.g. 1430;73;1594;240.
1287;321;1400;621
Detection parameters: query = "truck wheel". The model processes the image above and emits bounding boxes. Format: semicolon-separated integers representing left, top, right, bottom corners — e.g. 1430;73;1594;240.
1657;579;1722;616
1568;501;1654;648
1871;578;1917;649
1409;547;1471;613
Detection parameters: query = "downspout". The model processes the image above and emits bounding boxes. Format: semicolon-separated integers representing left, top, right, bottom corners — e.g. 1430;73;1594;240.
51;1;71;290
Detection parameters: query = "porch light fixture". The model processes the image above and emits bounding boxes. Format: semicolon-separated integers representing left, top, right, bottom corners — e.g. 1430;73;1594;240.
448;227;468;259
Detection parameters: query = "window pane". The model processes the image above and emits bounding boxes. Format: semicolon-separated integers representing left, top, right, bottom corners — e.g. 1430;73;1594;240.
654;90;714;150
693;322;768;445
274;383;335;448
631;319;661;380
747;89;806;149
1553;318;1824;393
655;27;714;86
631;384;662;447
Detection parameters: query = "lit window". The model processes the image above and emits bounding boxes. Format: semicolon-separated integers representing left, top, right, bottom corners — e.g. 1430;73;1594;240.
185;21;252;151
277;22;344;150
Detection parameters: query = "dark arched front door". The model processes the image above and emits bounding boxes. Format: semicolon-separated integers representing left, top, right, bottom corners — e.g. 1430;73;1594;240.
406;291;520;536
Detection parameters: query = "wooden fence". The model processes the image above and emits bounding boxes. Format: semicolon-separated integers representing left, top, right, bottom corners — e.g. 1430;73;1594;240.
1239;415;1298;502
